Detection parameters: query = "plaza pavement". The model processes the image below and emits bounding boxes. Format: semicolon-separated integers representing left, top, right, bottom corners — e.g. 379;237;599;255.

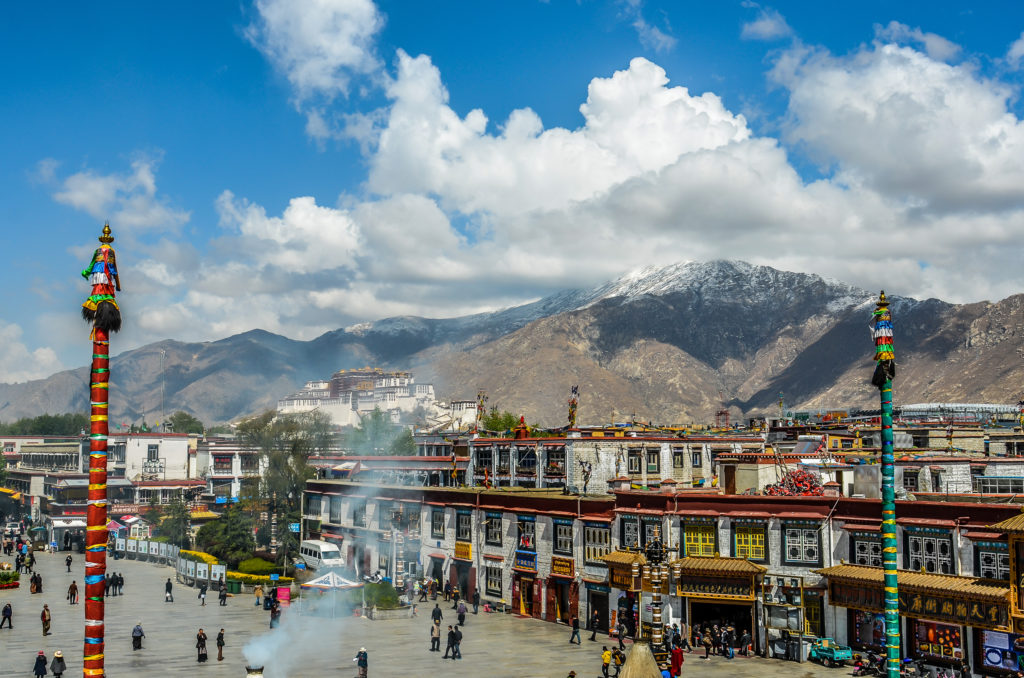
0;549;845;678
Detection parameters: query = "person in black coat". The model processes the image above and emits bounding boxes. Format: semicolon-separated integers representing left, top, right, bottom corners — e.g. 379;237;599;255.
33;650;47;677
443;625;457;659
196;628;208;662
472;589;480;614
589;610;601;641
431;603;443;623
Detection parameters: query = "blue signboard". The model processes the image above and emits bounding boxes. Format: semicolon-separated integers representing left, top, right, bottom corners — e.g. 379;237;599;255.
513;550;537;572
215;496;226;504
288;523;300;533
270;573;279;581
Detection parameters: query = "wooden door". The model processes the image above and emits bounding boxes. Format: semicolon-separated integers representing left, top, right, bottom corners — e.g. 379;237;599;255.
532;577;543;619
546;580;557;622
569;581;580;622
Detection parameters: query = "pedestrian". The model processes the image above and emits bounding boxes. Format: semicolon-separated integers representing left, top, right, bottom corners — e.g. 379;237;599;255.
472;588;480;614
451;585;460;610
132;621;145;650
269;603;281;629
40;604;51;636
165;578;174;603
104;574;111;597
452;624;463;659
702;628;712;659
219;585;228;607
67;581;78;605
65;555;72;573
612;648;626;677
253;583;263;607
418;579;427;602
569;614;581;644
33;650;48;677
660;663;672;678
430;578;437;599
431;603;443;623
671;645;684;677
616;620;626;651
50;650;66;678
0;601;11;629
589;610;600;641
430;619;441;651
443;625;457;658
457;600;467;625
30;572;38;594
602;646;612;678
353;647;368;678
680;622;691;652
739;629;751;656
443;581;451;602
216;628;225;661
116;572;124;596
196;628;208;662
198;581;208;606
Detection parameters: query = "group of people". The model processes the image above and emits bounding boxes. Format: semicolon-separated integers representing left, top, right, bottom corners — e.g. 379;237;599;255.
31;650;66;678
428;602;465;659
194;627;227;662
14;550;36;574
28;571;44;593
104;571;125;596
695;623;751;660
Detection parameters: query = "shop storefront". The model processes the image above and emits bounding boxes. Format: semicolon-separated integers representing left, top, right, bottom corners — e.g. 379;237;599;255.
512;549;541;618
601;550;646;637
671;556;766;652
452;541;475;598
547;556;577;624
975;630;1024;676
820;564;1011;674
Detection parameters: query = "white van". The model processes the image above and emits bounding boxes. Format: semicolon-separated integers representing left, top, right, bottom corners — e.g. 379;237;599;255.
298;539;345;570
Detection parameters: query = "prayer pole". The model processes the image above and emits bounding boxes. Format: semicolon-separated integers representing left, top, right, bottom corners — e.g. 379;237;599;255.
81;223;122;678
871;291;899;678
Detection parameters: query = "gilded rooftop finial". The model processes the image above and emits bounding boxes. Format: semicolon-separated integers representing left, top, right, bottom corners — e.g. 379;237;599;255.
99;222;114;244
877;290;888;308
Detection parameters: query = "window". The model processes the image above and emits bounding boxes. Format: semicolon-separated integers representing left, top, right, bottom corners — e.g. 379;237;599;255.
378;502;392;530
930;472;941;492
306;494;322;519
734;525;766;561
554;522;573;555
585;525;611;563
804;599;824;636
353;502;366;528
643;519;663;547
621;517;640;549
691;449;703;468
683;524;716;557
784;526;820;564
627;451;641;474
485;513;502;545
240;455;259;473
673;448;685;469
431;509;445;539
517;517;536;551
457;512;472;541
976;545;1010;580
905;530;953;574
147;444;159;461
974;477;1024;494
477;448;493;469
646;450;660;473
851;534;882;567
485;566;502;596
378;548;389;571
213;456;232;473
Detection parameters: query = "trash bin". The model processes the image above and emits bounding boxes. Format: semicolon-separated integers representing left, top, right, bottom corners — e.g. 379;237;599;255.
227;580;241;595
263;595;273;610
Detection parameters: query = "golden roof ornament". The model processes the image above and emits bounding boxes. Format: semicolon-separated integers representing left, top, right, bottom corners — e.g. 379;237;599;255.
877;290;888;308
99;222;114;244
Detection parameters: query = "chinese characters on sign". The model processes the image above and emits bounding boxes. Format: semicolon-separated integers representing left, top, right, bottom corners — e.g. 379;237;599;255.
675;576;754;600
828;582;1009;631
551;557;574;578
454;541;472;561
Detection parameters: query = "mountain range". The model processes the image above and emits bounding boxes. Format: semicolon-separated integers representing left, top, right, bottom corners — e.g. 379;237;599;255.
2;260;1023;427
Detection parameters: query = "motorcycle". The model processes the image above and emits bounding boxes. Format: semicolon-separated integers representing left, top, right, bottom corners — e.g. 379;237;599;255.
853;652;883;677
901;658;930;678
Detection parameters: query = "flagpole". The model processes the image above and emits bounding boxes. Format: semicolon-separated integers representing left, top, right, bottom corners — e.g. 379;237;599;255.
871;291;900;678
80;223;122;678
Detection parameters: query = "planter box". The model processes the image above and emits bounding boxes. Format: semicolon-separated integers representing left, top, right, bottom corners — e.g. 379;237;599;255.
0;582;20;590
364;605;416;620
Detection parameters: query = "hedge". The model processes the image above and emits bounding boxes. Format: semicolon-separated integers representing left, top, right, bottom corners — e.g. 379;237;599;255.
225;571;294;586
237;557;278;576
0;570;20;587
178;549;220;565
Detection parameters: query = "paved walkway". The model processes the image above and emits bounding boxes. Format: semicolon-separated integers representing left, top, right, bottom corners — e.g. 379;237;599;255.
0;549;845;677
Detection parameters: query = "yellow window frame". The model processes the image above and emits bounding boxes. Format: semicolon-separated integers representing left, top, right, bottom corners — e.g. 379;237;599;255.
734;526;765;560
684;524;715;556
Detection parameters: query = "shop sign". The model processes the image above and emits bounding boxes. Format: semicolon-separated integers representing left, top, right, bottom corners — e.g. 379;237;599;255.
454;541;472;561
551;557;574;578
676;575;753;600
514;550;537;572
586;582;611;593
830;582;1009;631
911;619;963;661
979;630;1024;672
610;567;636;591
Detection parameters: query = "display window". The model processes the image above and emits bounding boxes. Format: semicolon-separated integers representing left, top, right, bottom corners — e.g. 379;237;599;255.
911;619;963;661
975;630;1024;674
849;610;885;650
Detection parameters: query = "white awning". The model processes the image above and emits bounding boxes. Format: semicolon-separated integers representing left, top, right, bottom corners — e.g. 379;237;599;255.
50;518;86;528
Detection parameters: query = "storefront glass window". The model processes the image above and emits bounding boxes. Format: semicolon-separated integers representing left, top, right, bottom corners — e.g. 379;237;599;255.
734;525;765;561
585;525;611;563
485;566;502;596
911;619;963;661
850;610;885;650
683;524;716;557
783;526;820;564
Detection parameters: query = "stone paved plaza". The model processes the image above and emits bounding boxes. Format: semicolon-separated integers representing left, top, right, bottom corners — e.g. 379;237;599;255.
0;549;844;677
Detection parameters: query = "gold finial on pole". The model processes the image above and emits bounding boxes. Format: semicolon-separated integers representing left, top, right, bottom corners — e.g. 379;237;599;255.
99;221;114;244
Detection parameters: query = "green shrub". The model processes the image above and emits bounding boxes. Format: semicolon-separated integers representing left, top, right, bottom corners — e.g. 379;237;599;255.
238;557;278;576
360;582;400;610
0;570;20;586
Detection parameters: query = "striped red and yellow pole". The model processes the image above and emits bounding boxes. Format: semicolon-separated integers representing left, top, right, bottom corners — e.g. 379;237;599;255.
84;327;109;677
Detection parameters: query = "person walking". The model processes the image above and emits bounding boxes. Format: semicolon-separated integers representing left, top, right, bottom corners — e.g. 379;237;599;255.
452;625;463;659
431;603;443;623
472;588;480;614
569;614;581;644
104;573;111;597
451;585;460;610
216;628;225;661
616;620;626;651
612;648;626;677
67;581;78;605
64;555;72;573
0;602;11;629
132;622;145;650
36;572;43;593
701;628;712;659
198;581;208;606
601;646;612;678
457;600;467;626
33;650;48;677
443;625;457;659
418;579;427;602
218;585;228;607
165;578;174;603
353;647;368;678
443;581;451;602
196;628;208;662
40;604;51;636
671;645;684;677
430;620;441;652
116;572;124;596
50;650;66;678
253;583;263;607
589;610;600;641
739;629;751;657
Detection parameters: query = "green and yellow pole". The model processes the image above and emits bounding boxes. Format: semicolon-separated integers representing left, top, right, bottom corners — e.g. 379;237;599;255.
872;291;899;678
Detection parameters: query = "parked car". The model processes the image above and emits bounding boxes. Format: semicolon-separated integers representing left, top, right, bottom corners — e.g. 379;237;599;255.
809;638;853;667
4;522;20;537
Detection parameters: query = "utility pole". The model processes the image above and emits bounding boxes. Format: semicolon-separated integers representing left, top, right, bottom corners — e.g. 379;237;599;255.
871;291;900;678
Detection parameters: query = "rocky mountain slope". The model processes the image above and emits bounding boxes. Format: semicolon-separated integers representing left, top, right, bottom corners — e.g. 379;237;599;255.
3;261;1023;426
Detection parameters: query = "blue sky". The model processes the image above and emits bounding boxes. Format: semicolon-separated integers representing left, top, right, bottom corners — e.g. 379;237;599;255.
3;1;1024;383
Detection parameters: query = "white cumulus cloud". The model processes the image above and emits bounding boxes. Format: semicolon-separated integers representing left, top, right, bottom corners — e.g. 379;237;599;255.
0;321;64;384
741;7;793;41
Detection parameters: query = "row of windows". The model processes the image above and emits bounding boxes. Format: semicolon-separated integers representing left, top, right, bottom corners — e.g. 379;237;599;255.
625;449;704;473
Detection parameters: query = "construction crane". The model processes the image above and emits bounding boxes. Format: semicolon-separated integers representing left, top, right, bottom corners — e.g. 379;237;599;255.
715;389;730;429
